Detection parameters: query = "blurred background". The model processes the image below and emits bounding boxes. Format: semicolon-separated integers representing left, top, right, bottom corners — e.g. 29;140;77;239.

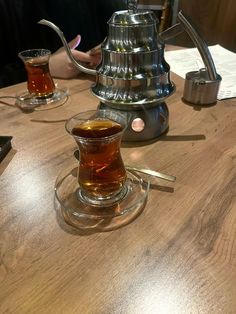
138;0;236;53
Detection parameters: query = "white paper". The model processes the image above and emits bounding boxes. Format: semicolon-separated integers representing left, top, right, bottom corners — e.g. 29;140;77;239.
165;44;236;100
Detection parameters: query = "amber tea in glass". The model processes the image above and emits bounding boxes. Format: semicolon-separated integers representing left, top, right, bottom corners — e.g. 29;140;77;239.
66;110;127;206
18;49;55;98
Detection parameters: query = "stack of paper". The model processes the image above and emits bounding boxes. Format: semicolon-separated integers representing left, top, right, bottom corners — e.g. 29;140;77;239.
165;44;236;100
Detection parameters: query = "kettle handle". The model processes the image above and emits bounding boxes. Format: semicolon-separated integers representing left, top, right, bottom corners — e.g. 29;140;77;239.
177;11;218;81
38;19;97;76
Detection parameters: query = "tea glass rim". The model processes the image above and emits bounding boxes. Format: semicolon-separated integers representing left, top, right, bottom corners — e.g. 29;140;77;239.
18;48;51;60
65;109;127;141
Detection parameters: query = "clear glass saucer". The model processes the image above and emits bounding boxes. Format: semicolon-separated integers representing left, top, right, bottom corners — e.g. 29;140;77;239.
16;86;68;111
54;164;150;232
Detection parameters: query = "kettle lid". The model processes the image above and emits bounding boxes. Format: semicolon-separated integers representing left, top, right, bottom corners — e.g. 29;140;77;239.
108;10;158;26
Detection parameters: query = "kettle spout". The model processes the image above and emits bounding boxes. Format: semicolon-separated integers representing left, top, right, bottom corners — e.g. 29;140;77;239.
38;19;97;76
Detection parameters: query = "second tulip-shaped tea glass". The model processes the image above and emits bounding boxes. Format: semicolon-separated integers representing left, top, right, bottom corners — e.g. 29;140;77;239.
18;49;55;98
66;110;127;206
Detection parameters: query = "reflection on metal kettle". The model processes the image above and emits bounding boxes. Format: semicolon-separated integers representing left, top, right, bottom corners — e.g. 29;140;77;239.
38;3;175;142
38;5;221;141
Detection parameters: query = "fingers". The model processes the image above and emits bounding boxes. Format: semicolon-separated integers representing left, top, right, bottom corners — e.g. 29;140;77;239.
87;44;102;56
49;39;102;79
53;34;81;55
68;34;81;49
49;51;80;79
71;50;101;65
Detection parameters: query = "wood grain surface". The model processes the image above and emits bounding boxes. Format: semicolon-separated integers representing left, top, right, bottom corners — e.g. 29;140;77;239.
0;70;235;313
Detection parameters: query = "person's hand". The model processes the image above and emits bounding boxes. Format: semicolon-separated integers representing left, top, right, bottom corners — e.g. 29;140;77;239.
49;35;101;79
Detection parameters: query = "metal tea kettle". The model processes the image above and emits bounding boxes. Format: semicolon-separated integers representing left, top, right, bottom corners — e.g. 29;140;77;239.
38;0;220;141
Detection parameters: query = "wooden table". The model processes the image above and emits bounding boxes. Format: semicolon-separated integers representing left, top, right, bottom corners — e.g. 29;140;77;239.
0;72;235;313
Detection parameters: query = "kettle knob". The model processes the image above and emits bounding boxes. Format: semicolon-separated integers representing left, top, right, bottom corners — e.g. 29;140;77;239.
128;0;138;12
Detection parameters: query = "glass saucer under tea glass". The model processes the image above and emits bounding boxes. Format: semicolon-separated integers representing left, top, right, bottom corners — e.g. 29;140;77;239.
16;85;68;111
54;161;150;232
17;48;68;110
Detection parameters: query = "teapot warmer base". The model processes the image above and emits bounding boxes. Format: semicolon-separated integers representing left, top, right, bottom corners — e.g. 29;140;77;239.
98;102;169;142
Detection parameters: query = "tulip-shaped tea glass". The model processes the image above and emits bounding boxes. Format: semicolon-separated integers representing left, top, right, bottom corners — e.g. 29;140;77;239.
66;110;128;206
55;110;150;231
18;49;55;97
17;49;67;109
